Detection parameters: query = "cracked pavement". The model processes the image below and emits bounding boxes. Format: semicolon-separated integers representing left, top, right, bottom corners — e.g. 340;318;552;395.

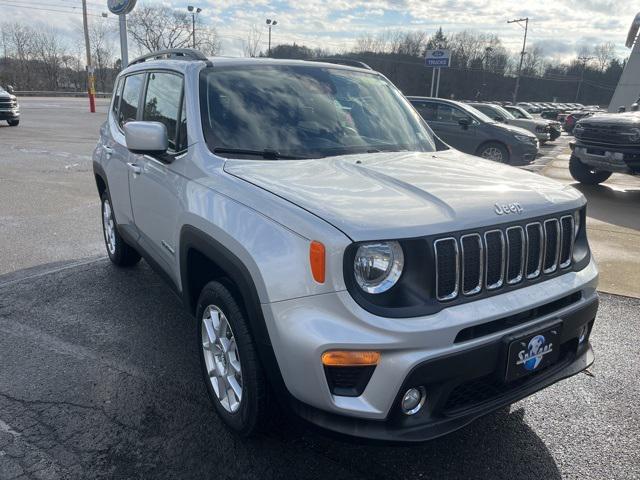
0;260;638;479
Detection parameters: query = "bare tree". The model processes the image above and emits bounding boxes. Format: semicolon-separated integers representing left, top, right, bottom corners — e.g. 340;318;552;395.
86;18;117;91
594;42;615;72
128;5;220;55
31;27;68;90
243;24;262;57
522;45;544;76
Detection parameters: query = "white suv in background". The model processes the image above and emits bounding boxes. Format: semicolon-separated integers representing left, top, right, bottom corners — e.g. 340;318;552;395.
92;49;599;442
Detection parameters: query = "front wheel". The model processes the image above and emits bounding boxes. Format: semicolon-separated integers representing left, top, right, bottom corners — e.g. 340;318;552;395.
101;191;141;266
7;119;19;126
478;142;509;163
569;155;612;185
197;281;269;436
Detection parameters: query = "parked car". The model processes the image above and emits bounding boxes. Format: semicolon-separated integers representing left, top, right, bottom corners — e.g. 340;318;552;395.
516;102;539;113
570;111;640;184
0;85;19;126
469;102;558;144
94;49;598;442
504;105;562;141
408;97;539;165
563;111;595;135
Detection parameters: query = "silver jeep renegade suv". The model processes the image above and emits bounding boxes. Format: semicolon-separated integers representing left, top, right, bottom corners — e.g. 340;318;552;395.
92;49;598;442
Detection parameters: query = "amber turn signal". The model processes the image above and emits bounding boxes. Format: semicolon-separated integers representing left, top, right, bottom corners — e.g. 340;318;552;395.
321;350;380;367
309;240;326;283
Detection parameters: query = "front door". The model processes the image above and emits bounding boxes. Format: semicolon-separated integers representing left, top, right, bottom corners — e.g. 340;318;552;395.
129;71;187;284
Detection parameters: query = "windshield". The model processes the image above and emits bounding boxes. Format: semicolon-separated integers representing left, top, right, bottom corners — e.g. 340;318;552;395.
199;64;436;159
492;105;516;120
512;107;533;119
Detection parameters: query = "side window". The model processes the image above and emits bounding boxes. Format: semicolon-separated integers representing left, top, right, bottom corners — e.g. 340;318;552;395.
118;74;144;128
111;78;123;118
142;72;183;152
436;104;471;124
414;101;437;121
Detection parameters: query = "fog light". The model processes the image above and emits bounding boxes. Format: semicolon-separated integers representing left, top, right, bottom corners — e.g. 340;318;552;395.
579;324;589;344
401;387;426;415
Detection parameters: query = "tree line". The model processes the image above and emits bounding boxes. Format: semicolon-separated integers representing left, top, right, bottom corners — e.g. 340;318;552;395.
0;7;626;105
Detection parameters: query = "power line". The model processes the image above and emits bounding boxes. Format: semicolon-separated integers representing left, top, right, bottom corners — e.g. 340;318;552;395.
0;1;112;18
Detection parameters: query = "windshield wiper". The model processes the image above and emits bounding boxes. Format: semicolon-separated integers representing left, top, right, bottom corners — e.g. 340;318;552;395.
212;147;310;160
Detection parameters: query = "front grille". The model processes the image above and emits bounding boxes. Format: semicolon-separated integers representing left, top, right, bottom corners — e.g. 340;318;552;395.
434;214;576;302
0;98;17;108
576;123;638;146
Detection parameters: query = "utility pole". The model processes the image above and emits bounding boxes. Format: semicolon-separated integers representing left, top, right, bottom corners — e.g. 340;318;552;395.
81;0;96;113
575;55;593;103
266;18;277;56
508;17;529;103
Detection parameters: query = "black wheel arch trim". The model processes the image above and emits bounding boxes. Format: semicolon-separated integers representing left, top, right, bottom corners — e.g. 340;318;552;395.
178;225;292;402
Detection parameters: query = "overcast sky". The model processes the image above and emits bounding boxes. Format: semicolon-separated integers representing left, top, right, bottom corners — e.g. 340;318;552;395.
2;0;638;61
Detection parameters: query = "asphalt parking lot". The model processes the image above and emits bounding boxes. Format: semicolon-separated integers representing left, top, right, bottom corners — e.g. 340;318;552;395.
1;98;639;479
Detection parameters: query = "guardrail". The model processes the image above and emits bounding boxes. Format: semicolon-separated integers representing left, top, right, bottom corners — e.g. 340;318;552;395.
14;91;112;98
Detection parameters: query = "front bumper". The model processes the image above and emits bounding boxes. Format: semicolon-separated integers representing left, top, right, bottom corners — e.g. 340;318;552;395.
573;142;640;174
508;141;539;165
0;108;19;120
262;259;598;441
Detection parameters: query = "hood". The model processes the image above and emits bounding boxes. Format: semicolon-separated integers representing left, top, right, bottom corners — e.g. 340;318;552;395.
577;111;640;127
224;150;583;241
489;122;536;137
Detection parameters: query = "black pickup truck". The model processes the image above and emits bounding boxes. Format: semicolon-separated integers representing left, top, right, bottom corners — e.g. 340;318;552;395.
569;112;640;184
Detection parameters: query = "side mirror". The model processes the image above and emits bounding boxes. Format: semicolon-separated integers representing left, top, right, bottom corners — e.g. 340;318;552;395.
6;85;14;94
458;117;471;129
494;116;504;122
631;103;639;112
124;121;168;156
618;106;626;113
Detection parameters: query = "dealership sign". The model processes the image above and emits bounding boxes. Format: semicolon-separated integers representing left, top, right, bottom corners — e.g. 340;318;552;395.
107;0;137;15
425;49;451;68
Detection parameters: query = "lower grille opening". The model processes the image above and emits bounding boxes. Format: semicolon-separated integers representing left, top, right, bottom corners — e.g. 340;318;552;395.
454;291;582;343
442;340;577;414
324;366;376;397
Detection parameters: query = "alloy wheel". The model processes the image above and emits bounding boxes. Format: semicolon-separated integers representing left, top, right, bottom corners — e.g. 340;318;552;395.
201;305;243;413
102;199;116;255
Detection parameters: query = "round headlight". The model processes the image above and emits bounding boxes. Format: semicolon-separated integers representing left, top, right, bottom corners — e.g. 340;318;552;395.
354;241;404;294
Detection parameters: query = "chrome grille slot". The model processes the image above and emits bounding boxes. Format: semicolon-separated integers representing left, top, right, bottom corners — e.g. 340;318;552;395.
559;215;574;268
525;223;543;279
484;230;505;290
461;234;483;295
543;219;560;273
434;238;459;301
506;226;525;284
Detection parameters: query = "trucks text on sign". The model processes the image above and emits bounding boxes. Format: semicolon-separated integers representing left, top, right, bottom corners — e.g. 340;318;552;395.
425;49;451;68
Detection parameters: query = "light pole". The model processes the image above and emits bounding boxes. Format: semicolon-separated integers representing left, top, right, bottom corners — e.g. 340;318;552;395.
266;18;277;57
575;55;593;102
508;17;529;103
482;46;493;100
188;6;202;49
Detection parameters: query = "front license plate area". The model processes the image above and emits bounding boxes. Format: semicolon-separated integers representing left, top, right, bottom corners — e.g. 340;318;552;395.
505;324;561;382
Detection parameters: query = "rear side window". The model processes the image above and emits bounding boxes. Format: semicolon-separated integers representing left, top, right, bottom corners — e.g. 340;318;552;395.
118;74;144;128
111;78;123;117
142;72;183;151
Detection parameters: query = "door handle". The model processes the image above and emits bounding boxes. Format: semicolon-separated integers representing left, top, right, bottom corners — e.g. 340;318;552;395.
127;162;142;175
102;145;113;158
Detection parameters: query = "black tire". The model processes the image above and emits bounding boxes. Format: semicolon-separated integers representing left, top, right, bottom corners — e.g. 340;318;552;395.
196;281;268;436
100;191;141;266
7;119;19;126
477;142;510;164
569;155;612;185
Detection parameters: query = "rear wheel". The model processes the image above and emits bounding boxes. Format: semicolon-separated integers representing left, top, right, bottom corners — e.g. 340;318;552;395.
7;119;19;126
197;281;269;436
478;142;509;163
101;191;141;266
569;155;612;185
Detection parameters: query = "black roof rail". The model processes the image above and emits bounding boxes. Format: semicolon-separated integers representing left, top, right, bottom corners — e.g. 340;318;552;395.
311;57;373;70
128;48;208;66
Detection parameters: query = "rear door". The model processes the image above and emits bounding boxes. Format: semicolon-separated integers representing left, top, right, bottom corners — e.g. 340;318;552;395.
128;71;187;283
103;73;145;238
428;103;478;153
